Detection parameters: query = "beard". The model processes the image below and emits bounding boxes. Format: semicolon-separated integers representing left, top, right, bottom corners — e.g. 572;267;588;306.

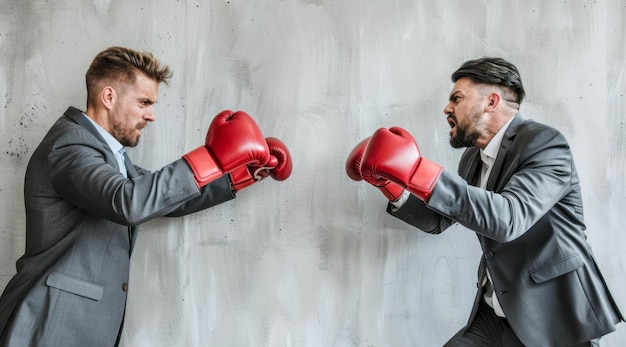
112;123;141;147
448;102;484;148
449;124;479;148
119;134;139;147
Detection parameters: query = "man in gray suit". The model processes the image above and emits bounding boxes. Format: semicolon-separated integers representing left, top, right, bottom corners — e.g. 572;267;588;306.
347;57;623;346
0;46;292;346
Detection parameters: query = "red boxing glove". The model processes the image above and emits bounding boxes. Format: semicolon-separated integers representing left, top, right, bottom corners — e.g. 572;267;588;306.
345;137;404;201
230;137;293;191
183;110;270;188
360;127;443;201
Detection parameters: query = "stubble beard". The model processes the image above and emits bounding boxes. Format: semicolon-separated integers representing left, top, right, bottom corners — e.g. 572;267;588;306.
112;123;140;147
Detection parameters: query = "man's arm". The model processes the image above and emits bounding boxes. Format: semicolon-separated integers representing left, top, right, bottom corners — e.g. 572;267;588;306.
426;126;573;243
387;193;455;234
49;130;209;226
166;174;235;217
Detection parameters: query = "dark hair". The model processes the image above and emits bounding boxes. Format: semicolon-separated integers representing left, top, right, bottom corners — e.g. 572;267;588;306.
85;46;172;105
451;57;525;104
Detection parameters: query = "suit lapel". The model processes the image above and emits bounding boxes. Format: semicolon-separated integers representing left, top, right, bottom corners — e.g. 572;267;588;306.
459;148;483;187
122;151;139;178
486;114;525;191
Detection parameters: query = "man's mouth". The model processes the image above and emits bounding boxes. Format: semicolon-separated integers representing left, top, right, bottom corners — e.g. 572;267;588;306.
447;116;457;130
135;127;145;138
137;123;147;132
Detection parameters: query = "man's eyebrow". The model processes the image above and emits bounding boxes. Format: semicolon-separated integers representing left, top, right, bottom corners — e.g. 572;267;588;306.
140;97;157;104
449;91;462;101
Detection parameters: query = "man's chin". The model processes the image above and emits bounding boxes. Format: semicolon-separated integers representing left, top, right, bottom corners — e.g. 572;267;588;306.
121;137;140;147
449;140;466;149
449;137;474;148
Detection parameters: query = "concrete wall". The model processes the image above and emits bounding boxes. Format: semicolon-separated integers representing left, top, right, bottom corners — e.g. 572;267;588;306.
1;0;624;345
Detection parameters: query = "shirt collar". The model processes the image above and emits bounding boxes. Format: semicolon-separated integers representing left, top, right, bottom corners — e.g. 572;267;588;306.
82;112;124;154
480;115;516;164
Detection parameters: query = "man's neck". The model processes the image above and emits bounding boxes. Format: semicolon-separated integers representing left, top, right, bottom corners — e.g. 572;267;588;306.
475;110;517;149
84;106;111;133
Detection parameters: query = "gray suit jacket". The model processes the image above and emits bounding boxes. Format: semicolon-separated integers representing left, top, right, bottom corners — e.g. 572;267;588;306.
389;115;623;346
0;107;235;347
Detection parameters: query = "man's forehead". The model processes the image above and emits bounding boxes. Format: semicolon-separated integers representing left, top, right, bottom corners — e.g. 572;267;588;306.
449;78;476;95
133;74;159;100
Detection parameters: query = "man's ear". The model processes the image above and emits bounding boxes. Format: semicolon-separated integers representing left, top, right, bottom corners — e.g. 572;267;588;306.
100;86;116;110
485;92;501;112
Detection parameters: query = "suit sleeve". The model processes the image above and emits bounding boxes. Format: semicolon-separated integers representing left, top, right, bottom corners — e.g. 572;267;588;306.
386;194;455;234
425;126;574;243
48;127;234;226
166;175;235;217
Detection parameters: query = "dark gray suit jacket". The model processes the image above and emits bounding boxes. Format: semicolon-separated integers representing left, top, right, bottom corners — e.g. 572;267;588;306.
0;107;235;347
389;115;623;346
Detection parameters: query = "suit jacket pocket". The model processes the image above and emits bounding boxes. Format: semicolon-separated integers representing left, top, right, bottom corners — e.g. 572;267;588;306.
46;272;104;301
529;254;583;283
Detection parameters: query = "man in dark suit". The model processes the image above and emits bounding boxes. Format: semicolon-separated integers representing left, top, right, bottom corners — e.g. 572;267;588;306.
0;46;292;346
347;57;623;346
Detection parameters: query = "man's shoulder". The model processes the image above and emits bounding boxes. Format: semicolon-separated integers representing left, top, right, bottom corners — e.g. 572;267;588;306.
46;115;89;140
516;118;562;138
512;118;570;156
37;110;104;153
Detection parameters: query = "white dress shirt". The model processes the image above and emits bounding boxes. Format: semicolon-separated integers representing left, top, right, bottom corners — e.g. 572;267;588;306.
480;115;516;318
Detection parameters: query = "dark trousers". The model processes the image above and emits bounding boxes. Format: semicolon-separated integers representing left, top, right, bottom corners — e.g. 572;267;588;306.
443;298;600;347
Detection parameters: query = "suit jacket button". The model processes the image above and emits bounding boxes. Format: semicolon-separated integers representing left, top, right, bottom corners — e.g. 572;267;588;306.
122;283;128;292
484;252;494;260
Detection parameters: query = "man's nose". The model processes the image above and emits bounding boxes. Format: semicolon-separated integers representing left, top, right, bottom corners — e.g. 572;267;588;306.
144;107;155;122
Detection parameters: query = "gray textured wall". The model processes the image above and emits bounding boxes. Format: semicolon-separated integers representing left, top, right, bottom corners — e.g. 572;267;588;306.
1;0;625;346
